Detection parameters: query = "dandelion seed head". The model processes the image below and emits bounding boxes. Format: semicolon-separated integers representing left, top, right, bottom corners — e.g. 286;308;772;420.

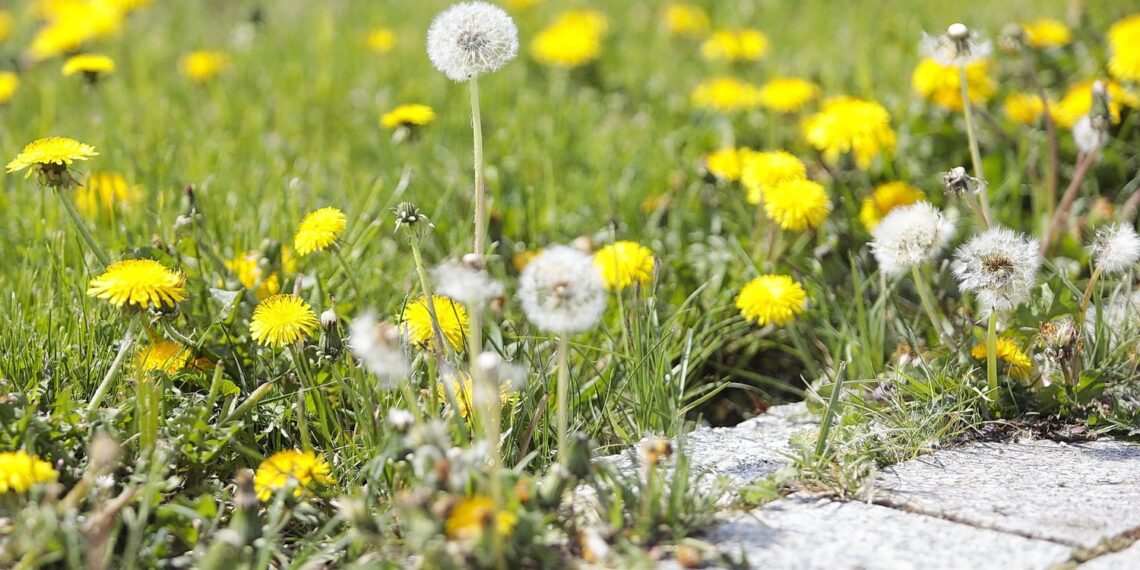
870;201;956;277
952;227;1041;315
1090;223;1140;274
427;2;519;82
518;246;607;334
349;311;410;384
1073;115;1108;154
432;258;504;307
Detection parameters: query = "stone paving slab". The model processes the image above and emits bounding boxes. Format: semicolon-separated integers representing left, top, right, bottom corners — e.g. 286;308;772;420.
690;494;1072;570
875;439;1140;549
1078;542;1140;569
604;402;814;484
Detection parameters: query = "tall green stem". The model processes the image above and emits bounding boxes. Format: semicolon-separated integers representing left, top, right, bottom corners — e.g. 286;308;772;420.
986;312;998;394
469;78;487;257
56;187;112;267
87;321;137;417
959;65;992;229
911;266;950;344
556;332;570;469
332;245;363;302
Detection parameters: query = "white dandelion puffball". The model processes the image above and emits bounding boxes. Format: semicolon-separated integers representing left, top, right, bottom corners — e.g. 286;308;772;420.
952;227;1041;315
1091;223;1140;274
427;2;519;82
870;201;956;277
518;246;607;334
349;311;410;384
1073;115;1108;155
920;25;991;66
432;258;504;307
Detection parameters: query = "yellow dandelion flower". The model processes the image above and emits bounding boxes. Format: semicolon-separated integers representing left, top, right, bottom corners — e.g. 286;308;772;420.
1052;79;1137;128
250;294;319;348
180;50;228;83
445;496;518;540
700;29;769;62
227;248;297;300
1021;18;1072;49
0;72;18;105
530;19;603;69
504;0;542;9
663;3;710;37
135;340;191;375
0;451;58;494
381;104;435;130
365;27;397;54
27;2;124;61
75;172;141;217
705;147;752;182
400;295;470;352
691;77;761;113
911;58;996;111
438;371;520;419
740;150;806;205
1109;15;1140;82
803;96;896;170
859;182;925;230
512;249;542;271
294;207;347;256
970;337;1033;379
0;10;10;43
6;136;98;180
763;178;831;231
87;259;187;310
758;77;819;114
62;53;116;77
551;10;608;36
1003;92;1048;125
594;241;655;291
254;450;334;502
736;274;807;327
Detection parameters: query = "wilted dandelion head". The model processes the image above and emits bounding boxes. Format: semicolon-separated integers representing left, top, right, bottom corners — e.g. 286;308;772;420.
518;246;607;334
859;181;925;230
741;150;806;205
758;77;819;114
348;311;410;383
253;450;334;502
970;337;1033;379
736;274;807;327
920;23;992;66
870;201;956;277
802;96;896;169
1003;92;1047;125
1090;223;1140;274
427;1;519;82
62;53;115;77
704;147;751;182
134;340;191;375
432;257;504;307
594;241;655;291
700;28;769;62
1108;14;1140;82
690;76;761;113
663;3;710;37
1020;18;1072;49
911;57;995;111
763;178;832;231
87;259;187;310
250;294;319;348
0;71;18;104
294;207;346;256
0;451;58;494
952;227;1041;315
381;104;435;129
400;295;470;352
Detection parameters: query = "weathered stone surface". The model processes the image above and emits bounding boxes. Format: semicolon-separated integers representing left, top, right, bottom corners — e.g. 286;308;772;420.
1079;542;1140;569
699;495;1072;570
876;439;1140;549
601;402;814;484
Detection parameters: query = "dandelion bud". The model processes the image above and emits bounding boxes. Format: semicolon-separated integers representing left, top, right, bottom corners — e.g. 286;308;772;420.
393;202;431;234
1090;80;1112;131
1090;223;1140;274
427;2;519;82
319;307;343;360
1036;316;1079;385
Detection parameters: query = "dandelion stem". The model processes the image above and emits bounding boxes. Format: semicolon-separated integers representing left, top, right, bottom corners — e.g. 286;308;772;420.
556;332;571;469
332;245;364;302
986;312;999;394
959;65;992;229
87;322;137;417
470;78;488;258
56;186;112;268
911;265;950;344
1042;150;1098;255
222;382;274;424
409;239;449;354
1073;264;1104;377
